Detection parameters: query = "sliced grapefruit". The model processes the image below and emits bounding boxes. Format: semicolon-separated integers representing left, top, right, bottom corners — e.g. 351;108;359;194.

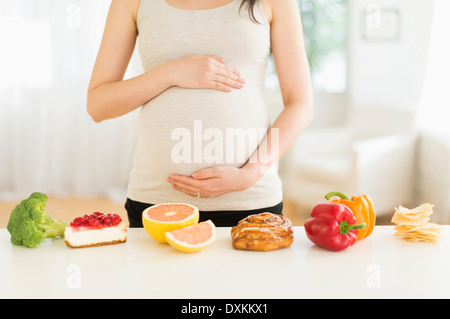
142;203;199;243
165;220;216;253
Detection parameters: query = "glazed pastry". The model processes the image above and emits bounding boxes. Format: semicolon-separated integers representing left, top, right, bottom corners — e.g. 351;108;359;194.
231;213;294;251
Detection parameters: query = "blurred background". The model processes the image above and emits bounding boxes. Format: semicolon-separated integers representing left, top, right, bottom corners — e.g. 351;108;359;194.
0;0;449;227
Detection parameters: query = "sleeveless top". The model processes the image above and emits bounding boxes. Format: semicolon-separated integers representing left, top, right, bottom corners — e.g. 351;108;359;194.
127;0;283;210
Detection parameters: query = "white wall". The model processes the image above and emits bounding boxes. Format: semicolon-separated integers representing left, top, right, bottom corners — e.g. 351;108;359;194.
347;0;435;110
275;0;436;130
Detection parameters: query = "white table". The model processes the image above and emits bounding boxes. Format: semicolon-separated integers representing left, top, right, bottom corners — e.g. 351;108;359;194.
1;226;450;299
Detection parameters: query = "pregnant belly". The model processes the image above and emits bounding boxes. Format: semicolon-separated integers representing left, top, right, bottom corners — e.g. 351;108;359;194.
135;87;271;177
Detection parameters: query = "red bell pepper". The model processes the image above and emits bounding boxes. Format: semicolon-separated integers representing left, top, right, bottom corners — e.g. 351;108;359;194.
304;203;366;251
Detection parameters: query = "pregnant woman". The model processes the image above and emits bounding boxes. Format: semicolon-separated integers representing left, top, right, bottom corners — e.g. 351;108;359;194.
87;0;313;227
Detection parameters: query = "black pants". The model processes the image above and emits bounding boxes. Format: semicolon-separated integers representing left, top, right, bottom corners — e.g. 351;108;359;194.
125;198;283;227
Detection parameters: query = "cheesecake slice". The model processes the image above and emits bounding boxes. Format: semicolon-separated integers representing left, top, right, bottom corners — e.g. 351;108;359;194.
65;212;127;248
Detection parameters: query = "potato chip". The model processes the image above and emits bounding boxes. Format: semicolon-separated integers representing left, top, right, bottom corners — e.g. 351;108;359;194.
391;204;440;242
402;235;439;242
391;204;433;225
392;215;430;226
394;223;440;233
397;203;434;216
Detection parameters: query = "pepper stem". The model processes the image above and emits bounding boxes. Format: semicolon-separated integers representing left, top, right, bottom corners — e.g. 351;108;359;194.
325;191;350;201
340;221;366;235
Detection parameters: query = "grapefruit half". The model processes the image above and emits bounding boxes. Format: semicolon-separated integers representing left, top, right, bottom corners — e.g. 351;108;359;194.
165;220;216;253
142;203;199;243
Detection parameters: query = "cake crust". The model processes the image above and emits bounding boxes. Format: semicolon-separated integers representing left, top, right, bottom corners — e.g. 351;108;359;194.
64;236;127;249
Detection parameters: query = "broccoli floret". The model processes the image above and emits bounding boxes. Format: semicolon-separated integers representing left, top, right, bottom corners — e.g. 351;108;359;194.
7;192;68;248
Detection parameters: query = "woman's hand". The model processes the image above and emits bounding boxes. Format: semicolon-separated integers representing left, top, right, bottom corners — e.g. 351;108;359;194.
167;165;259;198
168;55;245;92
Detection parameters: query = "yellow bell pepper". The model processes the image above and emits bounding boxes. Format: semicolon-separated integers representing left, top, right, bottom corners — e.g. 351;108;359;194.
325;192;376;241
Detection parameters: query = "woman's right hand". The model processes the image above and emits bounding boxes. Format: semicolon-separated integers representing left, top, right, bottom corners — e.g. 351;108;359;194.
168;55;245;92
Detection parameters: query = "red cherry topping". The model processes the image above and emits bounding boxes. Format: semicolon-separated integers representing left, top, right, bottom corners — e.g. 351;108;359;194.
70;212;122;229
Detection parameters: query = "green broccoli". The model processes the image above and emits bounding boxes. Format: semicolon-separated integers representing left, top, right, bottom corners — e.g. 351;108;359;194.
7;192;68;248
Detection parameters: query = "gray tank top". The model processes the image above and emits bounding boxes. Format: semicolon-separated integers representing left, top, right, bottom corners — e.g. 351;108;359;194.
127;0;283;210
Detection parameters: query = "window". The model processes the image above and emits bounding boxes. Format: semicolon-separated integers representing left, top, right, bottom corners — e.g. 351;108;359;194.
266;0;347;93
299;0;347;92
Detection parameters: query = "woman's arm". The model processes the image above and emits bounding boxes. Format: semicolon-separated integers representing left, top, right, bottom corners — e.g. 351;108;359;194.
241;0;313;183
87;0;152;122
168;0;313;198
88;0;245;123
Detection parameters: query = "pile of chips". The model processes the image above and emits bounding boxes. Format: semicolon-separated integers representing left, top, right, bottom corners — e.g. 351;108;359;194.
391;203;441;242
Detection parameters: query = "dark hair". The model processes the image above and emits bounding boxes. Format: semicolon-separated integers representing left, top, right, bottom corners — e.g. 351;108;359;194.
240;0;260;23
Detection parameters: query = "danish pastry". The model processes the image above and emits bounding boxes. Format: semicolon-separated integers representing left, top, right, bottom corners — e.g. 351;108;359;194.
231;213;294;251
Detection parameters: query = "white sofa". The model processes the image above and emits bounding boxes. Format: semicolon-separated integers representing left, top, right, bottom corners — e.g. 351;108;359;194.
416;129;450;224
283;105;417;217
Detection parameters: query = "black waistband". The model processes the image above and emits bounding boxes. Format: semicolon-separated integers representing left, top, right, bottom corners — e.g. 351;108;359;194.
125;198;283;227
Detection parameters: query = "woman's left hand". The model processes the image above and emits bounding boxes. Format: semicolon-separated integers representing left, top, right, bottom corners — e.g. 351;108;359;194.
167;166;257;199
